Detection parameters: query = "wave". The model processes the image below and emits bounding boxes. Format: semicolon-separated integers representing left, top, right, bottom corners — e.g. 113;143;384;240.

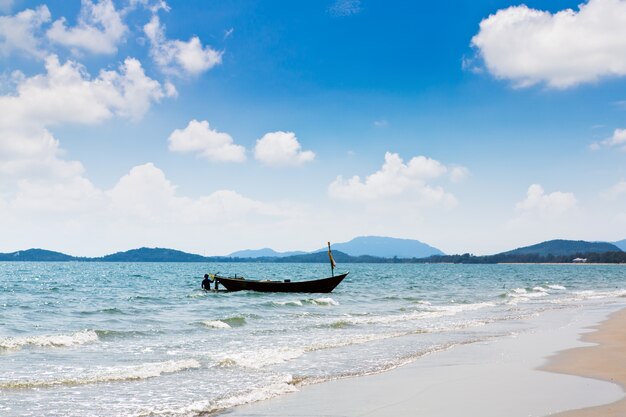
93;329;154;340
0;330;98;351
269;297;338;307
135;374;297;417
202;320;231;329
79;307;127;316
310;297;338;306
271;300;303;306
546;284;566;290
505;287;550;300
201;316;248;329
1;359;200;389
140;339;486;417
338;302;494;326
214;347;305;369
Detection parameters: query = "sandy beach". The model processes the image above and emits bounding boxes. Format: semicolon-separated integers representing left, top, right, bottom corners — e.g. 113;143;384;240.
227;305;625;417
546;308;626;417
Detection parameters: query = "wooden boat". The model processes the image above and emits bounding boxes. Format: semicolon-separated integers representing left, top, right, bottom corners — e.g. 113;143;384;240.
215;272;348;293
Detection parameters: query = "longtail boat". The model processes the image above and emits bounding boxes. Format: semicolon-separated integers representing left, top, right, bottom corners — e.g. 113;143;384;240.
214;272;348;293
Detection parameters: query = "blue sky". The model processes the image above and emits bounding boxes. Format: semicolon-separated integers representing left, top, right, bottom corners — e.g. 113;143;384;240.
1;0;625;256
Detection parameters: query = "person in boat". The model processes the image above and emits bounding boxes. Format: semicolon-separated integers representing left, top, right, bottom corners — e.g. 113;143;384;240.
201;274;212;290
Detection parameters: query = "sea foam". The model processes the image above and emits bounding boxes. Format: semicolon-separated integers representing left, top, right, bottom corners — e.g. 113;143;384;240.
0;359;201;389
0;330;98;351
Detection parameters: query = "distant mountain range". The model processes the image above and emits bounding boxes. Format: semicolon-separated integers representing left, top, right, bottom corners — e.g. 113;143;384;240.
502;240;622;256
229;248;306;258
614;239;626;251
317;236;444;258
230;236;444;259
0;238;624;263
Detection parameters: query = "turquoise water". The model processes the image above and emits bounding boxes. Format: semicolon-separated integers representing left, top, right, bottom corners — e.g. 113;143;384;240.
1;262;625;416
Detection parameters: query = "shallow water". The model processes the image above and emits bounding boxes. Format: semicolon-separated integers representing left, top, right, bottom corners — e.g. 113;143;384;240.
1;262;625;416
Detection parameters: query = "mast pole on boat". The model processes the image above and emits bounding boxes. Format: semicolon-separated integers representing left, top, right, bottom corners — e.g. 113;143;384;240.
327;241;336;277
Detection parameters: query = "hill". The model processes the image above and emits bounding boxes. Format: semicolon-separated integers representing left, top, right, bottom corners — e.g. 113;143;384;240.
272;250;386;263
229;248;306;258
321;236;445;258
0;248;77;261
98;247;207;262
501;240;622;257
614;239;626;251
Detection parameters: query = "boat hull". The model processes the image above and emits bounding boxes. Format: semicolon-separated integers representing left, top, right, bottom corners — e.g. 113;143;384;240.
215;273;348;293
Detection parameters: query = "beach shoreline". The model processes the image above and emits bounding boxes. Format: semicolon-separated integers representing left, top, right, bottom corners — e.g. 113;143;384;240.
226;303;626;417
545;308;626;416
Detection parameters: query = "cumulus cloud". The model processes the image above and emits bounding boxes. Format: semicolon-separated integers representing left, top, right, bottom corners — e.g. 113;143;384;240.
471;0;626;88
0;55;170;179
328;0;361;17
254;131;315;166
515;184;577;214
168;120;246;163
2;54;168;126
602;180;626;200
449;166;470;183
0;5;51;58
328;152;462;206
144;15;222;76
591;128;626;150
12;176;104;213
46;0;127;54
0;162;296;255
107;164;286;223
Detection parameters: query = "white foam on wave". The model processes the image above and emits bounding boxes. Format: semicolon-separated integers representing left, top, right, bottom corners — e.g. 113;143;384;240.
507;287;549;300
311;297;339;306
337;302;494;327
136;374;297;417
1;359;201;389
547;284;566;290
215;347;305;369
272;300;303;306
0;330;98;351
202;320;231;329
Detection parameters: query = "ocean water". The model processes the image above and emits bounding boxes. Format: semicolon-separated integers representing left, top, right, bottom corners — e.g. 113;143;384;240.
1;262;625;416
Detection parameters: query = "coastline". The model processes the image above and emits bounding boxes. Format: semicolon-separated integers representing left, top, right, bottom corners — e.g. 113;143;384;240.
226;304;625;417
545;308;626;416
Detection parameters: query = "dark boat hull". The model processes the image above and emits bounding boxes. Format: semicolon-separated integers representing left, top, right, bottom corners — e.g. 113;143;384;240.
215;273;348;293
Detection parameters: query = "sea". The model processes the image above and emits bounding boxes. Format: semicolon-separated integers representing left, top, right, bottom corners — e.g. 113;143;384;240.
1;262;625;416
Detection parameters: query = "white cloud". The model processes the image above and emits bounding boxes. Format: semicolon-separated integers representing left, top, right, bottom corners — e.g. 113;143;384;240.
328;152;461;206
515;184;577;214
602;180;626;200
373;119;388;128
591;128;626;150
0;54;170;179
168;120;246;163
471;0;626;88
106;164;288;223
254;131;315;166
126;0;169;14
0;162;299;255
1;55;168;127
0;5;51;58
12;176;104;213
328;0;361;17
449;166;470;183
46;0;127;55
144;15;222;76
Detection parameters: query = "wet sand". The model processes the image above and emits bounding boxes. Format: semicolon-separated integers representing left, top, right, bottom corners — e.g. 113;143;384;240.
226;306;624;417
545;307;626;416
